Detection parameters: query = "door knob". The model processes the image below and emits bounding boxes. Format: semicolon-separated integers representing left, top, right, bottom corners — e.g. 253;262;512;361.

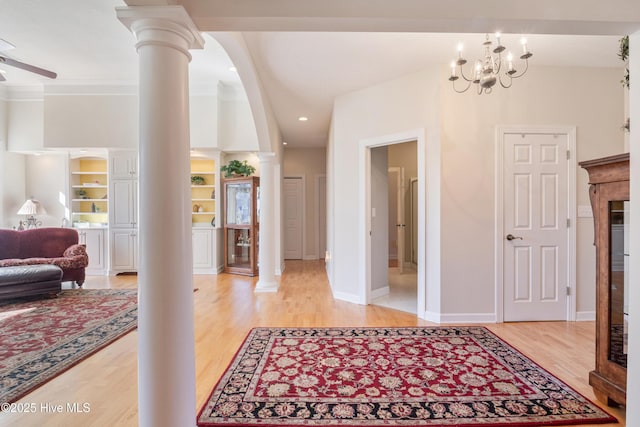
506;234;523;241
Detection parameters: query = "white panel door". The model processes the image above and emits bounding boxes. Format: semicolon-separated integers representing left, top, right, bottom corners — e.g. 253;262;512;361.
111;179;137;228
284;178;303;259
111;229;137;271
79;228;106;274
503;133;568;321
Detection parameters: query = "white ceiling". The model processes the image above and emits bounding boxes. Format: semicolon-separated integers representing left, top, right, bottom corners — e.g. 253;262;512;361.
0;0;628;148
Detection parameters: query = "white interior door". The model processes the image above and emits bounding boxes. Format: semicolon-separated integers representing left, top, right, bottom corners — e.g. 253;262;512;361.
284;177;303;259
388;167;405;273
503;132;569;321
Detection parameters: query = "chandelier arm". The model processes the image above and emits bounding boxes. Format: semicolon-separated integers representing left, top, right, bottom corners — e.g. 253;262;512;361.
458;66;474;82
498;73;513;89
510;58;530;79
453;78;472;93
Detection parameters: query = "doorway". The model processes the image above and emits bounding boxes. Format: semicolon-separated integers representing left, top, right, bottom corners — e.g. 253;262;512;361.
370;142;418;314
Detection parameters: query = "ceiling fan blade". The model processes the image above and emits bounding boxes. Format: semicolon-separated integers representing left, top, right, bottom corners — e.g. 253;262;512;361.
0;56;57;79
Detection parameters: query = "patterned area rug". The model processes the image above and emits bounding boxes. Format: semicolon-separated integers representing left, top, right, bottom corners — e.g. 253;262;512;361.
0;289;137;403
197;327;616;426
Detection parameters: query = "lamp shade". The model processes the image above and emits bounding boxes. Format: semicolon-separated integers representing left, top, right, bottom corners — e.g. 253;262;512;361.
17;198;47;215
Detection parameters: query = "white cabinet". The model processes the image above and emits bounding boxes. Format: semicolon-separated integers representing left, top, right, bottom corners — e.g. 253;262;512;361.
109;150;138;273
110;151;138;179
193;228;214;272
78;228;107;275
110;229;138;272
110;179;138;228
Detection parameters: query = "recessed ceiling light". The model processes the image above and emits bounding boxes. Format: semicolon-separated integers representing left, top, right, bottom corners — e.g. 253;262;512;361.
282;141;288;146
229;66;237;72
0;69;6;75
298;116;308;122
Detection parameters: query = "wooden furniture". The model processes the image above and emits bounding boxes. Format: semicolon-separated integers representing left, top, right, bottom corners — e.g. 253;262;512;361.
223;176;260;276
580;153;629;406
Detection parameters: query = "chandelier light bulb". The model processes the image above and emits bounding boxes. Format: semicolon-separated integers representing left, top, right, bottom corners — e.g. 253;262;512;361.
520;36;528;55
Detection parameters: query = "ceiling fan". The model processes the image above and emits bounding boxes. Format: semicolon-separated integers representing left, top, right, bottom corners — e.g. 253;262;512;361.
0;38;57;82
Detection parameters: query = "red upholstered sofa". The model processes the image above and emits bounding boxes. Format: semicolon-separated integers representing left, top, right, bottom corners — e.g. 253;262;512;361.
0;228;88;285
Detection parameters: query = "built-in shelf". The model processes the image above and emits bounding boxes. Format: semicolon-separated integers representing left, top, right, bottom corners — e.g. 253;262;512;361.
69;156;109;227
191;158;216;226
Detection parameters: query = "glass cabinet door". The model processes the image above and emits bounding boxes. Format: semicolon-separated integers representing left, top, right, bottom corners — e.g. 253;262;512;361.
226;228;253;269
226;183;252;225
609;200;629;368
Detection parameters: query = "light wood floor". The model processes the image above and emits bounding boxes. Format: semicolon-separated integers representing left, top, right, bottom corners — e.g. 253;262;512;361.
1;260;624;426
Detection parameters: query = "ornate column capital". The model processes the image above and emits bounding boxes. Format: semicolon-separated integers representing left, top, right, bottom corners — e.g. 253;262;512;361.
117;5;204;56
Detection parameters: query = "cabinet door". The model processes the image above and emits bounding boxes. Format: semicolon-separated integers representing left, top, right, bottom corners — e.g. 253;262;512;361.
111;229;137;271
192;229;213;270
110;151;137;179
111;179;137;228
79;229;106;273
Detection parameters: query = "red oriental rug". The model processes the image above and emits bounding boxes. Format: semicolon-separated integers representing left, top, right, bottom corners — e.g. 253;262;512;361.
0;289;137;403
197;327;616;426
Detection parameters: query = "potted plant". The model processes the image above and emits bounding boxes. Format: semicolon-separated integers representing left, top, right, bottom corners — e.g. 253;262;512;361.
220;160;256;178
191;175;206;185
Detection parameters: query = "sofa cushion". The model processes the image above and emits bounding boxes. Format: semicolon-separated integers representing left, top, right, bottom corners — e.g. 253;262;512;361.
0;228;80;259
0;265;63;286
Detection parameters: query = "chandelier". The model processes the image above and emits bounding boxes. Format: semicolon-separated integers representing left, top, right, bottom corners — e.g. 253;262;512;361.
448;33;532;94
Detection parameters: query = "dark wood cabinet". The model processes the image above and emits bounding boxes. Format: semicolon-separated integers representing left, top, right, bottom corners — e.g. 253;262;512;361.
222;176;260;276
580;153;629;406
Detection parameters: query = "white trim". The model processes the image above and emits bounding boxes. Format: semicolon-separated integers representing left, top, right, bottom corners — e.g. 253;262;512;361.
371;286;390;300
576;311;596;321
332;290;364;305
424;312;498;324
315;174;327;261
359;128;438;321
494;125;577;323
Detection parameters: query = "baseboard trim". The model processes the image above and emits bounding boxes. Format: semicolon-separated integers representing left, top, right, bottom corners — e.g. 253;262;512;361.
303;255;318;261
332;290;364;305
371;286;390;300
576;311;596;321
423;311;497;324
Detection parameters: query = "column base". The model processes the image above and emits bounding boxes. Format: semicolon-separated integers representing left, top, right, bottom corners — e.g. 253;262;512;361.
255;280;279;293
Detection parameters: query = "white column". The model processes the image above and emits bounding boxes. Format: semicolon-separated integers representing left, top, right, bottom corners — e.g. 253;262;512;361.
625;31;640;427
255;152;279;292
117;7;204;427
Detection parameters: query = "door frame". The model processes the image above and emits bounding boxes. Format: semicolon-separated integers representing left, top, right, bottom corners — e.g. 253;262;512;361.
494;125;577;322
359;127;441;321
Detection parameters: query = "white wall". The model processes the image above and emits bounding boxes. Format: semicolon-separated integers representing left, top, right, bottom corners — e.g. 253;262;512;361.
190;94;218;148
329;68;440;302
7;97;44;152
283;147;327;259
440;65;624;317
217;83;259;151
329;64;623;318
43;87;138;149
23;153;68;228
